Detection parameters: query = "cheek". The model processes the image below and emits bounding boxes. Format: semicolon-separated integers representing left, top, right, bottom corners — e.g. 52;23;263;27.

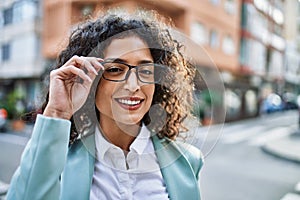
95;80;115;111
95;86;102;112
145;85;155;102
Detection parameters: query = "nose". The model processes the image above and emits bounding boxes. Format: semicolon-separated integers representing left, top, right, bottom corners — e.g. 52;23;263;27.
123;69;140;92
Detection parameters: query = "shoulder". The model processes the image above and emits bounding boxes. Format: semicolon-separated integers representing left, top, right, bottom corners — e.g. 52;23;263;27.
151;134;204;177
175;140;204;177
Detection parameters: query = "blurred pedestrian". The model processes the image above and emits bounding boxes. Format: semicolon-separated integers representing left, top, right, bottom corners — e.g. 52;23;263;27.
7;10;203;200
297;95;300;129
0;108;7;132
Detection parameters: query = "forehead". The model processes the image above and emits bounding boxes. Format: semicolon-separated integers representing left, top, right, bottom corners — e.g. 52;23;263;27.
103;36;152;59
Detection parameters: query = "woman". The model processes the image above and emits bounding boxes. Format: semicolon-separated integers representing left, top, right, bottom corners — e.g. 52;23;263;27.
7;10;203;200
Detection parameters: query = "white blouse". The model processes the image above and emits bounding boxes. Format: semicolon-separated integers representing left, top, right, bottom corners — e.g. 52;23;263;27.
90;125;169;200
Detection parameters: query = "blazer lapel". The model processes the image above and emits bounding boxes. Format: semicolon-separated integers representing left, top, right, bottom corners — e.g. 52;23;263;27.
60;134;95;200
61;132;200;199
152;135;201;200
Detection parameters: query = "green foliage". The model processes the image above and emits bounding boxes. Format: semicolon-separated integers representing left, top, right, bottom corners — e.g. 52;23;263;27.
192;89;223;120
0;90;25;120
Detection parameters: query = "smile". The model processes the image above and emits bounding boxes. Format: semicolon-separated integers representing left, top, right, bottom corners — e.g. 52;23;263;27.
115;97;144;110
118;99;141;105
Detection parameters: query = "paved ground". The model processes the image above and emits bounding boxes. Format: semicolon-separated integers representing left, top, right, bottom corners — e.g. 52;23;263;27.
1;115;300;199
262;130;300;199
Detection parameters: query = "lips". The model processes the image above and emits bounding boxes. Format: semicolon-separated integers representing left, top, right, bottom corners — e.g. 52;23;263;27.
115;97;144;110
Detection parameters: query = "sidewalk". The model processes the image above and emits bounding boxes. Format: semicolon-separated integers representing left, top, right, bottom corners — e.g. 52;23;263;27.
261;130;300;199
0;124;33;200
262;130;300;164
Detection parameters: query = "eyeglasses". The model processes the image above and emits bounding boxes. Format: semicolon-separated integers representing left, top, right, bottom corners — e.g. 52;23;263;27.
101;61;167;84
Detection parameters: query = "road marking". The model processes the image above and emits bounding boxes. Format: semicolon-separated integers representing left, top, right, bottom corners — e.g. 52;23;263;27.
295;182;300;194
221;125;265;144
280;193;300;200
195;123;260;144
248;126;294;146
0;180;9;195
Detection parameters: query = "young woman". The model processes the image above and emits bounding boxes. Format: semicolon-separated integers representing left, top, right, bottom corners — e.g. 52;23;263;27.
7;10;203;200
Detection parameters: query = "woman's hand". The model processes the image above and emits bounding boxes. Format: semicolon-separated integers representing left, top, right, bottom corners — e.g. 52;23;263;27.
43;56;103;120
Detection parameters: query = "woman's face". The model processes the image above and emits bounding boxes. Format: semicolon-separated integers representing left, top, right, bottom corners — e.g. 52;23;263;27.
95;36;155;125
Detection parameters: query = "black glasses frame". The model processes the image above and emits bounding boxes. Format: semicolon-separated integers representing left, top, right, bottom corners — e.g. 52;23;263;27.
100;61;165;84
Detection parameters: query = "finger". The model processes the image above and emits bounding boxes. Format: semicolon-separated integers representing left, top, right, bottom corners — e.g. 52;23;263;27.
80;57;105;84
62;56;105;82
84;57;104;72
75;57;98;76
63;55;104;73
63;55;97;76
63;55;81;67
63;65;92;83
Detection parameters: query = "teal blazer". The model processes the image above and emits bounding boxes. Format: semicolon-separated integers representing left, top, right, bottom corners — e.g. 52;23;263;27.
7;115;203;200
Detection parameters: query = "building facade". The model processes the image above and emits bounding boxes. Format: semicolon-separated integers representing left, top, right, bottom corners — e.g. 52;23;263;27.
0;0;296;123
43;0;241;69
239;0;286;116
3;0;294;124
0;0;43;118
283;0;300;99
42;0;241;123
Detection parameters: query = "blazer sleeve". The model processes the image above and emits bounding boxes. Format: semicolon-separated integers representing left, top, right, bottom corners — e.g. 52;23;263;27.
6;114;71;200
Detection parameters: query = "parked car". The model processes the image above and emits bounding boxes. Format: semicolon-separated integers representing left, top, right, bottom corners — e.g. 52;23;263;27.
261;93;284;114
282;92;298;110
0;108;8;132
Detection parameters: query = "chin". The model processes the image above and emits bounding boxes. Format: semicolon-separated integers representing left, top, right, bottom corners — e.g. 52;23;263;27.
116;115;143;126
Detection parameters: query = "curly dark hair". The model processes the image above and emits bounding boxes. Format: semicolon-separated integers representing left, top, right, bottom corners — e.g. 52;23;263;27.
36;10;196;144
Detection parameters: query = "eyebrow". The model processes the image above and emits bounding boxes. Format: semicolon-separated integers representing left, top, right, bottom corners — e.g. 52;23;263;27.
104;58;154;64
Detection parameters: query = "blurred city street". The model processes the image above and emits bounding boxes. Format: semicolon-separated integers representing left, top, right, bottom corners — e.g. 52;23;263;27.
1;0;300;199
196;110;300;200
0;125;31;183
0;110;300;199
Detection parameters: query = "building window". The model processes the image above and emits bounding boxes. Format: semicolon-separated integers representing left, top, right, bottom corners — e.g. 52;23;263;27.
209;29;219;48
269;50;283;77
274;24;282;36
13;1;37;23
190;22;207;45
222;35;235;55
1;44;11;62
224;0;236;14
3;7;13;25
81;5;94;17
0;11;3;27
13;1;23;23
210;0;220;5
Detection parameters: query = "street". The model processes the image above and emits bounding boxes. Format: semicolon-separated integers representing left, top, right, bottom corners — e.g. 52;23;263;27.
0;133;29;183
0;110;299;200
196;110;300;200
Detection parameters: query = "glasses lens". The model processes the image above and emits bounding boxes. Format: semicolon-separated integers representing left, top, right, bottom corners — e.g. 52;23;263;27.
101;62;167;83
137;64;155;83
102;62;128;81
154;64;167;83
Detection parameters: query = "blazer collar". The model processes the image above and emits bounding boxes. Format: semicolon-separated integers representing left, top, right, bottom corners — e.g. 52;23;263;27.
60;133;95;200
65;133;200;200
151;135;201;200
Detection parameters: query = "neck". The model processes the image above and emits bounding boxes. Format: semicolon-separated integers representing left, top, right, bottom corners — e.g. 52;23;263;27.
99;115;141;152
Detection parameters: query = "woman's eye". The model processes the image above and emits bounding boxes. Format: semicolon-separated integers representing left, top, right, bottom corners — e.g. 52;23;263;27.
139;69;153;75
106;67;123;73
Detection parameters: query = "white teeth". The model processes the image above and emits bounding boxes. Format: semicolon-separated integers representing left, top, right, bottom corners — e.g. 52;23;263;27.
118;99;141;105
